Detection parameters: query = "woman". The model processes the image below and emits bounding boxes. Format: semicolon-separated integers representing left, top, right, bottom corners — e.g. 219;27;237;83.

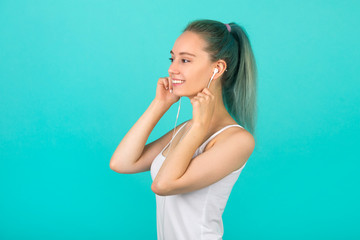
110;19;257;240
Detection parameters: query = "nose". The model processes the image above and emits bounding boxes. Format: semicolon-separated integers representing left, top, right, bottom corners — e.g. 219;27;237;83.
168;61;180;76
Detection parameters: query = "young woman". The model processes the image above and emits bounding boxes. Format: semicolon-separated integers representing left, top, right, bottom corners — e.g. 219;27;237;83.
110;19;257;240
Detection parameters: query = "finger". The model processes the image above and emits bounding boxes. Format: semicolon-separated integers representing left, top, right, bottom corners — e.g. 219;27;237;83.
202;88;214;97
195;97;205;102
202;88;211;94
168;77;173;92
167;77;172;90
197;93;209;99
201;89;211;96
163;78;169;90
197;95;209;102
191;98;199;104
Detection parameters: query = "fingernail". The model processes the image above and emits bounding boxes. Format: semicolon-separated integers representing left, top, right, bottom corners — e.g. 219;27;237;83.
170;89;173;93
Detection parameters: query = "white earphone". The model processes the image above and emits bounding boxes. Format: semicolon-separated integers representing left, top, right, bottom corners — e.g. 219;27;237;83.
207;68;219;88
167;68;219;155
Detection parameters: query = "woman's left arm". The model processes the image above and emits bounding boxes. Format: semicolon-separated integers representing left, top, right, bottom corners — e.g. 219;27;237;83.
151;122;207;193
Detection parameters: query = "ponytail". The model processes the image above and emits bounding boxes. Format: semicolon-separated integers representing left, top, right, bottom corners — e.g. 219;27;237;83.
183;19;258;140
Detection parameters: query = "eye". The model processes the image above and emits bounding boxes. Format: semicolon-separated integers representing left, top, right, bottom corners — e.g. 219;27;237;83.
168;58;190;63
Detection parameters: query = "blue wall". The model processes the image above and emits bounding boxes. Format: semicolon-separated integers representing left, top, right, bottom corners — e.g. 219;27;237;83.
1;0;359;239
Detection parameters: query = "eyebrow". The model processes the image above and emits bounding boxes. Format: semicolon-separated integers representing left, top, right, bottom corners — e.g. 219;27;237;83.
170;50;196;57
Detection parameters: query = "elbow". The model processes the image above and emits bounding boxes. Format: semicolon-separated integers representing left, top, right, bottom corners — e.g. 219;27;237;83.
109;159;132;174
151;181;169;196
109;159;116;170
109;159;121;172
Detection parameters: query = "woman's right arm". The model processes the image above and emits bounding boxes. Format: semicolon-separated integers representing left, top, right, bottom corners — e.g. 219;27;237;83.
109;100;170;173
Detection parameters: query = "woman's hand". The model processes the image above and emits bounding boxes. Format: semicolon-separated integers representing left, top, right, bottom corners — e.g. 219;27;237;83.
154;77;180;108
190;87;215;129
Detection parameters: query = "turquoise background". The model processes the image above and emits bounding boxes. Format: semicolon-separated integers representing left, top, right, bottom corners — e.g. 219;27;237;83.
1;0;359;239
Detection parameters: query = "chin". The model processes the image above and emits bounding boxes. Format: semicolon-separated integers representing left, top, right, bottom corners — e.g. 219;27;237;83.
173;87;200;98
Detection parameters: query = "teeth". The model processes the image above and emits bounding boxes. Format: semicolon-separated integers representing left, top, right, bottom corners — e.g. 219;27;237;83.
172;80;185;84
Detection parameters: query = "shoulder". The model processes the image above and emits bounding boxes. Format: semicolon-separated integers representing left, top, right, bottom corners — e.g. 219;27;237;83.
219;126;254;147
205;123;255;153
205;126;255;171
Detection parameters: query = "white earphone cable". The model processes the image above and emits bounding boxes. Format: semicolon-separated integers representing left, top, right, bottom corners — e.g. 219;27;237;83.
166;68;218;156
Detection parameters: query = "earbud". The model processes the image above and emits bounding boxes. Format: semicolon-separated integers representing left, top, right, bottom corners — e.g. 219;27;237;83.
207;68;218;88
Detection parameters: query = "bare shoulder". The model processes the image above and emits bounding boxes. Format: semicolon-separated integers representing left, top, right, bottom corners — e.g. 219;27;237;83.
205;122;255;153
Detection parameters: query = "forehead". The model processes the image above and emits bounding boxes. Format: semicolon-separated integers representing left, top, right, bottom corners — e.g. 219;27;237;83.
171;31;208;57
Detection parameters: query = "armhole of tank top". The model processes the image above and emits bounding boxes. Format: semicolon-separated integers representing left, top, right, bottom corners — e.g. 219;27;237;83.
232;161;247;174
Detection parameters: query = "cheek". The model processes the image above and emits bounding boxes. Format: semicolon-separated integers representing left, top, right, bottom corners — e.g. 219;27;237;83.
184;64;210;88
196;71;210;86
187;75;208;93
191;69;208;82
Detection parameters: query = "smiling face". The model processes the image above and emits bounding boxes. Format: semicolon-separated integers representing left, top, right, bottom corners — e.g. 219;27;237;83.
168;31;215;97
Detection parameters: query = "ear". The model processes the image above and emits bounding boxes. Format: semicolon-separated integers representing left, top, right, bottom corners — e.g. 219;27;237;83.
214;60;227;79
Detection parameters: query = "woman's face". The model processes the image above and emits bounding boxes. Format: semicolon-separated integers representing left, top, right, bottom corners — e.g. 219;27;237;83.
168;31;215;97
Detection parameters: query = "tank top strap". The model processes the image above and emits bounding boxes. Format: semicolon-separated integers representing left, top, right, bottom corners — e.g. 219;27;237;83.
198;124;244;152
163;120;190;150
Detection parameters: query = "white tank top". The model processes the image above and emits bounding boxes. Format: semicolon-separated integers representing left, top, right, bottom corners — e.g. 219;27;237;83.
150;121;247;240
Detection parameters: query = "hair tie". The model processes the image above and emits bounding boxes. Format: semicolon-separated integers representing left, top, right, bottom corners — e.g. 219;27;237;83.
225;23;231;32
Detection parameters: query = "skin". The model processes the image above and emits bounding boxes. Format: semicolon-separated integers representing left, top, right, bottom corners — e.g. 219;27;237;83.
150;31;255;195
167;30;236;132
